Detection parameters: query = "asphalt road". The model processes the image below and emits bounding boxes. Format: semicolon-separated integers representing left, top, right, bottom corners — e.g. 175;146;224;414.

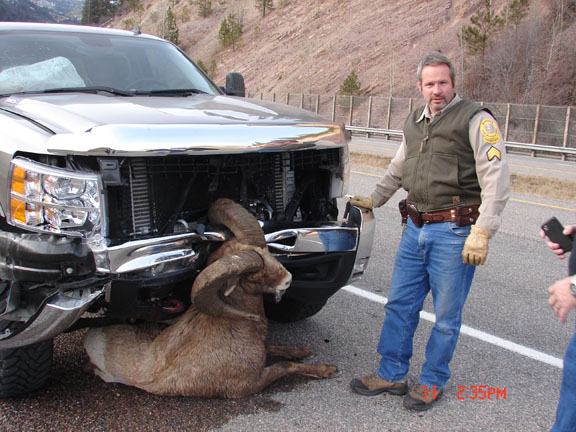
0;143;575;432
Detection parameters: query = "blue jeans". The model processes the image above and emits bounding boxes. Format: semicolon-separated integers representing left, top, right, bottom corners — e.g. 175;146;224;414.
377;219;476;389
551;330;576;431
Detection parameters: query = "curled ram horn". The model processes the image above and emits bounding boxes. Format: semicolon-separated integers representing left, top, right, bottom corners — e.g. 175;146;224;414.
191;249;264;321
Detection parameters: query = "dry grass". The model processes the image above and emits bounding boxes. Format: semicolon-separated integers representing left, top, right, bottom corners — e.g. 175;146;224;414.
350;152;576;203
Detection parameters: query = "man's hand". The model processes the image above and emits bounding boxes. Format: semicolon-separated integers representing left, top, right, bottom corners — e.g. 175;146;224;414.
349;196;373;210
462;225;490;266
540;224;575;259
548;276;576;323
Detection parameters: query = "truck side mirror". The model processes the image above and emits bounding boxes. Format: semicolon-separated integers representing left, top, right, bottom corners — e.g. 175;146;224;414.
222;72;245;97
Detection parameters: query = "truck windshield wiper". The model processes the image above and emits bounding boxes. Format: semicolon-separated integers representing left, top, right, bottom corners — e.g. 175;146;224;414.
24;87;136;97
131;88;209;96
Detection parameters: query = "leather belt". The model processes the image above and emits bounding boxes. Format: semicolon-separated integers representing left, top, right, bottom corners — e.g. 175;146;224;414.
399;200;479;227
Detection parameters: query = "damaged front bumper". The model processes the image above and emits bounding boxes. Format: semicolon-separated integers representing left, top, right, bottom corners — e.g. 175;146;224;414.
0;204;374;348
0;289;104;349
266;204;374;283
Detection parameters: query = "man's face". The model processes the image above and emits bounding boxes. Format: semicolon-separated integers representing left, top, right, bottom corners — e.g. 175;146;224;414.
417;64;455;114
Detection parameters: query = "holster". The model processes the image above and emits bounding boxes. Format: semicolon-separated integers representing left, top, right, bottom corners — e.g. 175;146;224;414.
398;199;479;228
398;199;408;225
406;202;423;227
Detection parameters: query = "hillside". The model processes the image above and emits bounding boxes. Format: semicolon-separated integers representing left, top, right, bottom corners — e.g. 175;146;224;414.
0;0;57;22
0;0;80;22
106;0;574;105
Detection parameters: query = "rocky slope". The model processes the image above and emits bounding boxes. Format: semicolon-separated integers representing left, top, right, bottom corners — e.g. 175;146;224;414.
108;0;574;104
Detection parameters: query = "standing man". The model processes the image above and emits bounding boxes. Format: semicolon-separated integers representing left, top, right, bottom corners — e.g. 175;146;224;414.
349;52;510;411
542;224;576;431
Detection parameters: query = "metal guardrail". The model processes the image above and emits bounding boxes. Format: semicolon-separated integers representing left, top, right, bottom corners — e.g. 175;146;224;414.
346;126;576;159
346;126;403;140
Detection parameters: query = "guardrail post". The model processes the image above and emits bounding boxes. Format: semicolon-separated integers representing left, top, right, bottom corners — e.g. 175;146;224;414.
563;106;571;161
504;104;511;142
532;104;541;157
331;95;336;122
300;94;304;109
315;94;320;114
366;96;373;137
386;97;392;129
286;93;290;105
348;95;354;125
386;97;392;139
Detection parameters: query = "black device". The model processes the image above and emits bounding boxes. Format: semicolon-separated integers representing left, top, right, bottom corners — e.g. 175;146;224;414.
541;217;574;252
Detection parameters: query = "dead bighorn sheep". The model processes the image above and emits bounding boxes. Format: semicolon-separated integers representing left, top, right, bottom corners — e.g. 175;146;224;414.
83;198;337;398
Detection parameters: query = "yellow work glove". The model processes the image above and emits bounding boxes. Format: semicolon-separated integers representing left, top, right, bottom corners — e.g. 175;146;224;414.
349;195;373;210
462;225;490;266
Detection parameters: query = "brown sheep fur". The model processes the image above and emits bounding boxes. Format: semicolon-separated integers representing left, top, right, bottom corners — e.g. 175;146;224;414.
83;199;337;398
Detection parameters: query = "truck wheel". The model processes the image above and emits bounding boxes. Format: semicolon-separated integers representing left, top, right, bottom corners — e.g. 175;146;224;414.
0;322;53;398
264;298;327;323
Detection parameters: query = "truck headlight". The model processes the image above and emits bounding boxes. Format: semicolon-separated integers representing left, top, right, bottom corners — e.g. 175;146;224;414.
9;158;104;237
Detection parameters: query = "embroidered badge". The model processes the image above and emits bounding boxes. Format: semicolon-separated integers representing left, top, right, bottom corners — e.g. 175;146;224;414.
487;146;502;161
480;119;501;144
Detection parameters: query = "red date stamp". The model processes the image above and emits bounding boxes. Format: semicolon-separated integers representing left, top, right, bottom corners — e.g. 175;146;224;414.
457;385;507;400
423;385;440;400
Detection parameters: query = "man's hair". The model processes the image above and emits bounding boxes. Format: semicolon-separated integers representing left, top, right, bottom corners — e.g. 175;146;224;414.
417;52;456;85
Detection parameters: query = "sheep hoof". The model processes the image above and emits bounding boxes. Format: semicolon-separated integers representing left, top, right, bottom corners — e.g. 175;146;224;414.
302;364;339;379
323;365;339;378
328;367;342;379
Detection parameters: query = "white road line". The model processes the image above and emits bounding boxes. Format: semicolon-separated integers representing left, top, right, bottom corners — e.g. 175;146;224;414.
342;285;564;369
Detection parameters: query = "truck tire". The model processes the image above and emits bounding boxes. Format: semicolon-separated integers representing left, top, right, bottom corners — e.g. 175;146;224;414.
264;298;327;323
0;322;53;398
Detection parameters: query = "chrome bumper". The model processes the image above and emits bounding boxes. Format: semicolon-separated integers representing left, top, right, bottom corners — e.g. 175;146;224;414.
92;205;374;277
0;206;374;348
346;204;375;283
0;288;104;349
266;204;375;282
92;231;228;274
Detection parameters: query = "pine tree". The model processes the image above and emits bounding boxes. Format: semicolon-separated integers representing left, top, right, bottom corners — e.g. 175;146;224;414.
196;0;212;17
159;7;180;46
458;0;504;57
218;12;243;50
502;0;530;28
340;71;362;96
128;0;142;13
255;0;274;17
81;0;117;25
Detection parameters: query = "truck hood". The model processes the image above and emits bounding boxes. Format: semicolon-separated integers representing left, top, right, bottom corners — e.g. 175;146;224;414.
0;93;345;155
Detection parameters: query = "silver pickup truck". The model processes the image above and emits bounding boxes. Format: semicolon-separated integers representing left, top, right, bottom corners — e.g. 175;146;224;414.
0;22;374;397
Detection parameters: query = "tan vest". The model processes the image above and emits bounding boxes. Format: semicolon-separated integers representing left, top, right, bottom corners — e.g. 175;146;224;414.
402;99;486;212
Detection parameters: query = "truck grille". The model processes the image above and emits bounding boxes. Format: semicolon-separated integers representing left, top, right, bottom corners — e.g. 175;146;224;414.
103;148;341;244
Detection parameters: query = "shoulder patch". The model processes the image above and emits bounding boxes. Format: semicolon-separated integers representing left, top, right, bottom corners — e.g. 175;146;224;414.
486;146;501;161
480;119;501;144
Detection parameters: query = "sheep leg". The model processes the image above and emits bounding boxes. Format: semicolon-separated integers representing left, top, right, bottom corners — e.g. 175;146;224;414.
242;361;337;396
266;344;310;359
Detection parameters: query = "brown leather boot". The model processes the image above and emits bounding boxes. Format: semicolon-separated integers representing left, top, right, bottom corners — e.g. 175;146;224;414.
349;373;408;396
403;384;444;411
